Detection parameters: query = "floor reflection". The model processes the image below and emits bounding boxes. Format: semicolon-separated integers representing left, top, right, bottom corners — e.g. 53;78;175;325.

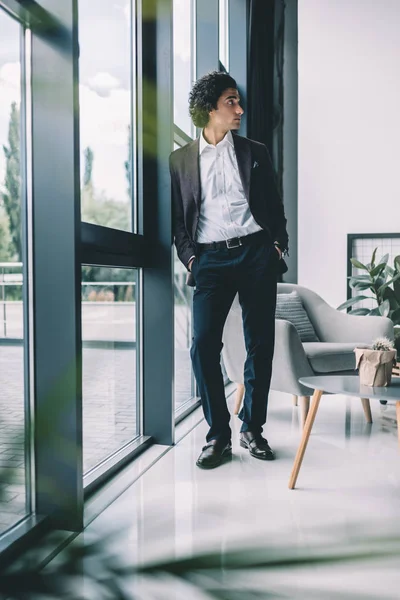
43;389;400;598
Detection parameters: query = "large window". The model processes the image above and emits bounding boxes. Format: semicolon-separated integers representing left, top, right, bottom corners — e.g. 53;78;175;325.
172;132;197;412
0;9;30;535
174;247;195;412
82;267;139;476
78;0;144;488
219;0;229;71
0;0;227;559
173;0;197;414
173;0;195;137
78;0;134;232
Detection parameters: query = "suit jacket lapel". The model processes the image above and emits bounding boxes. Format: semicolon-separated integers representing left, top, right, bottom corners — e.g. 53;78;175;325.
185;138;201;209
232;134;251;202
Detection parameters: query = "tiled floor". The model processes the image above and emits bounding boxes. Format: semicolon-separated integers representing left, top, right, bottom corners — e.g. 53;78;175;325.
43;388;400;598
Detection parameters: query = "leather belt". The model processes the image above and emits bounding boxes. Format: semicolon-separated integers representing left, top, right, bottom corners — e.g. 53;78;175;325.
197;229;269;251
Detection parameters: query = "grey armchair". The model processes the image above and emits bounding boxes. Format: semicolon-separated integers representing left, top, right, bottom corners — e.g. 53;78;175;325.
222;283;394;426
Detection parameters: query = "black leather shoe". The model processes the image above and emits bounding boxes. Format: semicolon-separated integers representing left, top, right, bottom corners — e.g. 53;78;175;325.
196;440;232;469
240;432;275;461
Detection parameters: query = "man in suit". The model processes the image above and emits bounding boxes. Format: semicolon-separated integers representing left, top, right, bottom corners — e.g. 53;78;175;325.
170;71;288;469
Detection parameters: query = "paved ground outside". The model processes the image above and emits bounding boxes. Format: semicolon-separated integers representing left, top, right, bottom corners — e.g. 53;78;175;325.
1;303;192;349
0;343;193;535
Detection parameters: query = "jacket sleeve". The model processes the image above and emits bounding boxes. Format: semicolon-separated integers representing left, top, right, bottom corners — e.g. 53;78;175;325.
169;155;197;269
263;144;289;254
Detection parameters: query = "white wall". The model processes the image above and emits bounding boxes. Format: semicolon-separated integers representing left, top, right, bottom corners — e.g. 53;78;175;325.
298;0;400;308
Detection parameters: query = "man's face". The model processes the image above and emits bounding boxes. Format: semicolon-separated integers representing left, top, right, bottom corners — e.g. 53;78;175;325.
208;88;244;131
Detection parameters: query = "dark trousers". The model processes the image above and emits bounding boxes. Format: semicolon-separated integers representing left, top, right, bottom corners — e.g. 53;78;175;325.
190;239;278;443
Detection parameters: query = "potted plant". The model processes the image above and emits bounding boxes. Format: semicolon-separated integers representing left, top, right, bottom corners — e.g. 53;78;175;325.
338;248;400;358
355;337;397;387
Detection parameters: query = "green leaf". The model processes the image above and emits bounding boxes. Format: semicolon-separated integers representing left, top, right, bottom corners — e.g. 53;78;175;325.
350;281;375;291
378;271;400;295
370;263;386;278
391;307;400;326
371;247;378;268
378;277;388;294
337;295;371;311
394;255;400;273
348;274;371;282
349;308;371;316
385;265;395;278
379;299;390;317
375;276;387;289
383;287;400;310
348;276;372;290
369;306;382;316
378;253;389;266
350;258;368;271
394;278;400;303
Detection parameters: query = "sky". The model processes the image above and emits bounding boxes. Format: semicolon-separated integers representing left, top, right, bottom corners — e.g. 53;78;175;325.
0;1;215;208
0;11;20;200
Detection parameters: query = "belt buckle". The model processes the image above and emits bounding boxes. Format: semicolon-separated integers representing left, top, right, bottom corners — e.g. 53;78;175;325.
226;237;242;249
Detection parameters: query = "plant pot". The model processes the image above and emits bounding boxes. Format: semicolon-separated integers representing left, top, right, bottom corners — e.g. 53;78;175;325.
354;348;397;387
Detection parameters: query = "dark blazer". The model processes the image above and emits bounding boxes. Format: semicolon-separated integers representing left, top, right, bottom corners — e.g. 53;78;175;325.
170;133;289;272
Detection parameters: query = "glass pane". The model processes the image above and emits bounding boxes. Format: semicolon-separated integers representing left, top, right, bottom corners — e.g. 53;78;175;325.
173;0;193;135
174;246;194;411
0;10;29;533
219;0;229;71
78;0;133;232
82;267;139;475
173;141;195;411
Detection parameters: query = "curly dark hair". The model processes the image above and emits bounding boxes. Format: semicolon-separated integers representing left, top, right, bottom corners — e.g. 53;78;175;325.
189;71;238;128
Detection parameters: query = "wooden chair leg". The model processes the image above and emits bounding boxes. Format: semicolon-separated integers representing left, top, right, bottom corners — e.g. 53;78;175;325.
289;389;323;490
292;395;298;407
299;396;310;428
233;383;245;415
396;401;400;449
361;397;373;424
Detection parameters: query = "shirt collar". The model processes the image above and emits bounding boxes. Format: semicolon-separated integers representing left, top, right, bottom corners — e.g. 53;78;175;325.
199;130;234;155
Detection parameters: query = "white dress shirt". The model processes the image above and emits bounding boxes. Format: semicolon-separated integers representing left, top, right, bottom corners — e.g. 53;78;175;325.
195;130;262;243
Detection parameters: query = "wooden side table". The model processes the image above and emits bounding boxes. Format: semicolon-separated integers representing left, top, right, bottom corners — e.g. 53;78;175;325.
289;374;400;490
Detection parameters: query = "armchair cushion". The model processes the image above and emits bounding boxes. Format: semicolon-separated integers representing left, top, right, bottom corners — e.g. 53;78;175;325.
276;291;319;342
303;342;370;373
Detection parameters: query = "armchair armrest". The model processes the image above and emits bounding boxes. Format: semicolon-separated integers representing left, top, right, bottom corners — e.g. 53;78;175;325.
271;319;315;396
